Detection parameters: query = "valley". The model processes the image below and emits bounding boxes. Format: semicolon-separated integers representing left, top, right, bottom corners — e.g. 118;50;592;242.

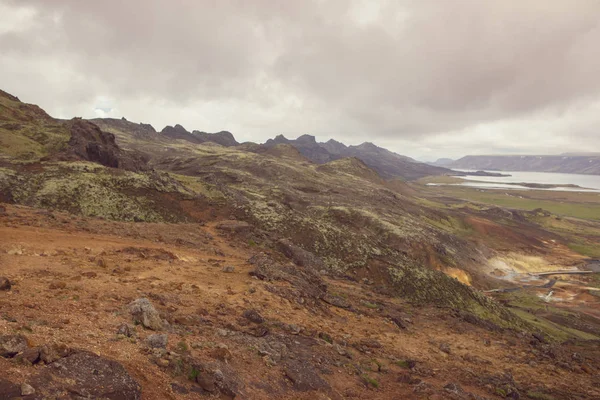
1;89;600;399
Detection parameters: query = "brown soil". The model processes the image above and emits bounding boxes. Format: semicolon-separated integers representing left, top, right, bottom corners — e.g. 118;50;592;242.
1;204;600;399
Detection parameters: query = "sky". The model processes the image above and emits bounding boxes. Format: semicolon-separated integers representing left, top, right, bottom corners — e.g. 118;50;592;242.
1;0;599;161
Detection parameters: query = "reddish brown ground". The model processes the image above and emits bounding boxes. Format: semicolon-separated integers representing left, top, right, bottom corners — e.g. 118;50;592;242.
1;205;599;399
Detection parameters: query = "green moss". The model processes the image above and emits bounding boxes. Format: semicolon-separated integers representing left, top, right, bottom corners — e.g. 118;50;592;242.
361;374;379;388
526;391;557;400
395;360;410;369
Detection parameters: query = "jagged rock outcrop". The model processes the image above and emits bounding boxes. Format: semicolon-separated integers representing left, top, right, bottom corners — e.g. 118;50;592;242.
58;118;147;170
263;135;452;180
192;130;239;146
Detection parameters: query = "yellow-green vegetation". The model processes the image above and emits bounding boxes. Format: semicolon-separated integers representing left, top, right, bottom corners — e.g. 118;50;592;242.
421;185;600;221
415;175;465;185
0;94;70;161
0;162;207;222
511;309;598;341
526;391;557;400
495;292;600;341
361;374;379;388
567;242;600;258
388;262;527;330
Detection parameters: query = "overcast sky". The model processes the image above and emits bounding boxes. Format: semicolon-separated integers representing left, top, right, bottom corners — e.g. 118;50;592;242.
1;0;599;160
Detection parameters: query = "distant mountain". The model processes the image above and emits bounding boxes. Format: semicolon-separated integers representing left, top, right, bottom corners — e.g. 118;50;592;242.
93;119;239;147
263;135;452;180
448;155;600;175
160;124;239;147
431;158;455;167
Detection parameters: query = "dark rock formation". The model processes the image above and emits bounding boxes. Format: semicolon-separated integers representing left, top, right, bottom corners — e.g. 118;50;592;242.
59;118;147;171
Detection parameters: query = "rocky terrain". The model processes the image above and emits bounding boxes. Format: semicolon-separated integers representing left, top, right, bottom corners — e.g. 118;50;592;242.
263;134;453;180
436;155;600;175
1;89;600;399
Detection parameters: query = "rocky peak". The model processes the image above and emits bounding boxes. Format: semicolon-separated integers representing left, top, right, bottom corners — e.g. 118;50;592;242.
320;139;348;154
191;130;239;147
266;134;290;146
296;134;317;144
0;89;20;102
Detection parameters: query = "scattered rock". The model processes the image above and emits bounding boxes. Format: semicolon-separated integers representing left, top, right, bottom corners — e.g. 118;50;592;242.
222;266;235;273
355;338;382;352
128;298;163;330
439;343;451;354
444;382;463;394
117;323;136;338
20;383;35;396
211;347;232;362
48;280;67;290
0;378;21;398
277;239;325;270
242;309;265;324
322;294;350;309
0;277;11;291
197;372;218;392
388;315;408;330
215;220;252;233
532;332;547;344
146;334;168;349
16;347;41;365
397;373;421;385
0;334;28;358
81;271;98;278
284;360;331;391
170;383;189;394
31;351;141;399
39;343;72;364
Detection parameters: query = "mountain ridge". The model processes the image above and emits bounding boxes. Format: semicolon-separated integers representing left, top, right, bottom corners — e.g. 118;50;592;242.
441;154;600;175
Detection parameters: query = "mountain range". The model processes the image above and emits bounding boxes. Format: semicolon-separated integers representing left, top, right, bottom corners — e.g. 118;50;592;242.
2;88;600;399
435;154;600;175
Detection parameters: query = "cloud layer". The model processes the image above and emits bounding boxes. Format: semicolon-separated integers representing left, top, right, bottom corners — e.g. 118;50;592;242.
1;0;599;159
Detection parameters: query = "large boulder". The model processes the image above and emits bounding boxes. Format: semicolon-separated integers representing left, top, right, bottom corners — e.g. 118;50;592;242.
58;118;147;171
31;351;141;399
128;298;163;330
0;335;28;358
277;239;325;270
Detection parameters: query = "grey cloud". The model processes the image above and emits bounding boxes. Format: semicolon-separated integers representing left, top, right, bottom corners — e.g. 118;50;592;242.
1;0;599;159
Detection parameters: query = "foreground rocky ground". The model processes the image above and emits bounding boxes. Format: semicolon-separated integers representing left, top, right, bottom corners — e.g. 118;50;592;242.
1;204;599;400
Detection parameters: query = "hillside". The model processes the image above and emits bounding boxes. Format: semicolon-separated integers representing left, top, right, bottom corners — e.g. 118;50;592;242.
263;134;452;180
1;89;600;399
443;154;600;175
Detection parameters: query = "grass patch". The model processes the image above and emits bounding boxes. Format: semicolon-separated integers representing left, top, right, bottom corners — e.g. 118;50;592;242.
361;374;379;388
567;242;600;258
423;186;600;221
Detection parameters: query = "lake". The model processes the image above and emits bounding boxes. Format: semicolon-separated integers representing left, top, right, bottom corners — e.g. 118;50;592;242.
450;170;600;192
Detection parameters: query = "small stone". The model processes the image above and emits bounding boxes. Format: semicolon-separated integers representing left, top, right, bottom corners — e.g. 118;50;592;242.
242;309;265;324
16;347;41;365
156;359;169;367
439;343;451;354
211;347;232;362
116;323;136;338
146;334;168;349
21;383;35;396
216;328;229;337
49;280;67;290
0;277;11;291
222;266;235;273
444;383;463;394
196;373;217;392
0;334;28;358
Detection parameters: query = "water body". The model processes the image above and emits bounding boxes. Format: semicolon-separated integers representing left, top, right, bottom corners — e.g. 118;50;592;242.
451;170;600;192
